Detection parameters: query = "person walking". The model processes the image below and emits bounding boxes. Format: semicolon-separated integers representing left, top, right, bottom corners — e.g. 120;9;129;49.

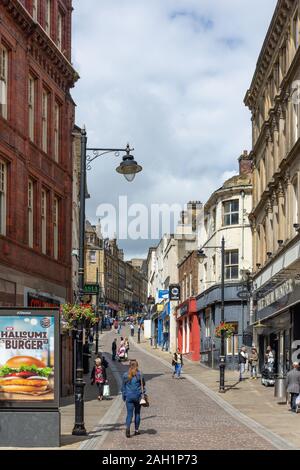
112;338;117;361
122;360;146;438
114;318;119;334
124;337;130;360
172;349;183;378
130;322;135;337
286;362;300;412
238;346;248;381
91;357;107;401
137;324;141;343
118;321;122;335
265;345;275;372
249;347;259;379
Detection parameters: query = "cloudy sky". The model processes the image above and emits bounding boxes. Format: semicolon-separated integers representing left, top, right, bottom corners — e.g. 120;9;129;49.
72;0;277;259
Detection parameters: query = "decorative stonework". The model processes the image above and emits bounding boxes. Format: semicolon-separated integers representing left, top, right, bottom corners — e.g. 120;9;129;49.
0;0;79;90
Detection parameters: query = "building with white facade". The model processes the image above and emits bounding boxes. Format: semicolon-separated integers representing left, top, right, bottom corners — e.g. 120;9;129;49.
196;153;253;369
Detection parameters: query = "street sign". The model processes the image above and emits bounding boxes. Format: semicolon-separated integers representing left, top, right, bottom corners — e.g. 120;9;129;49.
169;284;181;301
158;290;169;300
84;283;99;295
237;290;250;300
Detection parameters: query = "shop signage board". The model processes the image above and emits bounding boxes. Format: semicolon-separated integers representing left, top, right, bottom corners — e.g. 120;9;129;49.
0;308;60;409
84;283;99;295
169;284;181;301
158;290;169;300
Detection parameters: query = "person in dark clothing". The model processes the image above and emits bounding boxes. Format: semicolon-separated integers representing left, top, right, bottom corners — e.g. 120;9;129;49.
137;324;141;343
172;349;183;378
122;360;146;438
286;362;300;412
112;338;117;361
91;357;107;400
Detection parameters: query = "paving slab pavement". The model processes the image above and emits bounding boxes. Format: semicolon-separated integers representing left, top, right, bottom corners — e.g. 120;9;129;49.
133;332;300;449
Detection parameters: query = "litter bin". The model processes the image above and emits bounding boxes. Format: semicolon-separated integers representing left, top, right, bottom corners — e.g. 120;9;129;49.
274;376;287;403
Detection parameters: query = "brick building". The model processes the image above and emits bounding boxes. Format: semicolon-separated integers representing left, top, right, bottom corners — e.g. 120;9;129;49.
0;0;78;396
177;250;200;361
0;0;78;308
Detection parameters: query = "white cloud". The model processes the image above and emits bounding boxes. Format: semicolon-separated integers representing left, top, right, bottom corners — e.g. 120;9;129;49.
72;0;277;256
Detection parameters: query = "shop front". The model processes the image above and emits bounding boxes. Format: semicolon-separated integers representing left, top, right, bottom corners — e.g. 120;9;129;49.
177;298;200;361
253;278;300;375
197;283;250;370
157;302;170;349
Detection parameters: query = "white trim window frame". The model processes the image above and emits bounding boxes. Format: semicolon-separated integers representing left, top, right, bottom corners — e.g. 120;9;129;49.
0;159;7;235
223;199;239;226
0;44;8;119
225;250;239;280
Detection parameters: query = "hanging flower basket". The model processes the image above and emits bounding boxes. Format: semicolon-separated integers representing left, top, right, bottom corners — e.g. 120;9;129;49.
60;304;98;331
215;322;235;339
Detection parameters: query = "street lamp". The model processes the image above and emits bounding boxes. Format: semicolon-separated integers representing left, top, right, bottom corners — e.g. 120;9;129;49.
197;237;226;393
72;127;142;436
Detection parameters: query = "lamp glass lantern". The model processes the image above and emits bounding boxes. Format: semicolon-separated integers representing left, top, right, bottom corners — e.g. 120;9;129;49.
116;146;142;182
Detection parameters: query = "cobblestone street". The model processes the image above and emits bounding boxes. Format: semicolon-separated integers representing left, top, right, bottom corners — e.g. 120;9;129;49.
87;330;275;450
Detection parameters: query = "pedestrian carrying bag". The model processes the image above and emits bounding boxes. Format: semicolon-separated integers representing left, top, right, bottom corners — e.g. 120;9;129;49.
103;384;110;398
139;374;149;407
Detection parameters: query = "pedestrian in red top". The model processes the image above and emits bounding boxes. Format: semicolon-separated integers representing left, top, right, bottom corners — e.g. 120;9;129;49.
91;357;107;400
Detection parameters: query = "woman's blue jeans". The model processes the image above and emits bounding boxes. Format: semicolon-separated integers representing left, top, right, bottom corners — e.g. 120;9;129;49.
126;398;141;430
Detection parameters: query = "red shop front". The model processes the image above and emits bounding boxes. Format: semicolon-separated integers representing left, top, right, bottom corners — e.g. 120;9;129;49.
177;298;200;361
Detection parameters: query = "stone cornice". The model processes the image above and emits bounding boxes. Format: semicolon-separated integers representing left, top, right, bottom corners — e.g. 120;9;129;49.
0;0;79;89
245;0;294;111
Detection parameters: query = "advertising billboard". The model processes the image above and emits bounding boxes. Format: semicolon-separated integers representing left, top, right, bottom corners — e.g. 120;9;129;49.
0;308;60;409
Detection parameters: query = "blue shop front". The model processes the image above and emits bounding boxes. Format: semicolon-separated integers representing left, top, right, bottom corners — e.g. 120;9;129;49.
157;302;170;349
197;283;251;370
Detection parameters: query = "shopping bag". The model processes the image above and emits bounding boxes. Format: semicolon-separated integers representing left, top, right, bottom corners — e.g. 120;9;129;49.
103;384;110;398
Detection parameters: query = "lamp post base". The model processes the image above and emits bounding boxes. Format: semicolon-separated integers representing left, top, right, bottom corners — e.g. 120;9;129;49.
72;381;87;436
219;356;226;393
72;425;87;436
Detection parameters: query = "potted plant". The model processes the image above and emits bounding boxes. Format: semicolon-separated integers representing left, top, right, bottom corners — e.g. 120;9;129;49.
215;322;235;339
60;304;98;331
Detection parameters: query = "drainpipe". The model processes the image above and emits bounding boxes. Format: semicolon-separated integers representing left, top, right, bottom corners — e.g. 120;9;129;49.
240;190;246;269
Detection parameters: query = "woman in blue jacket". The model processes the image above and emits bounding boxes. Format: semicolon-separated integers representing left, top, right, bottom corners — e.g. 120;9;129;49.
122;359;146;438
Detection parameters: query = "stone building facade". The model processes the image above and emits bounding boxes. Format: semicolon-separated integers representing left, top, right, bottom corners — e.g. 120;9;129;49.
245;0;300;374
197;155;253;369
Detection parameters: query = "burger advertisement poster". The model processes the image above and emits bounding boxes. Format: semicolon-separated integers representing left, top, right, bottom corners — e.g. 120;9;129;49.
0;310;59;407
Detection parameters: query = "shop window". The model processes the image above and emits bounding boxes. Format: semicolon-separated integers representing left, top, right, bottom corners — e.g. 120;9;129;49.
89;251;96;263
226;323;238;355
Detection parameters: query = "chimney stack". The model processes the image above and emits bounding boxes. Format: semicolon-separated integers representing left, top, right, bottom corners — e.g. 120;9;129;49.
239;150;252;175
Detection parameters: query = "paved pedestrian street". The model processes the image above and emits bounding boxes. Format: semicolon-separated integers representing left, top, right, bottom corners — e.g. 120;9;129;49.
83;330;275;451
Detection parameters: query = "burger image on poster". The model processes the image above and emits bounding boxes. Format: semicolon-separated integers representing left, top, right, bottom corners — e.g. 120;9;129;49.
0;356;53;395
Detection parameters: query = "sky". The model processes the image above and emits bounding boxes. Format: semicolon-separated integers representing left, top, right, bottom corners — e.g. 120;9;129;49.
72;0;277;259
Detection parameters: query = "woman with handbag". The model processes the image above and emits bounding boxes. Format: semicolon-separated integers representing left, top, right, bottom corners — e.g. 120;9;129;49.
122;360;147;438
90;357;107;401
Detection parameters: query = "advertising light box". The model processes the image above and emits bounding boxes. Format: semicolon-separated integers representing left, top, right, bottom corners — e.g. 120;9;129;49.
0;308;60;409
